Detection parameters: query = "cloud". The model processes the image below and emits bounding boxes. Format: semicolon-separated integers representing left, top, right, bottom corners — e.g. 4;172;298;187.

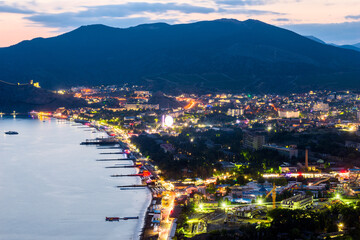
214;0;270;6
282;21;360;45
218;8;283;15
274;18;290;22
81;2;215;17
25;2;216;28
346;14;360;20
0;1;34;14
27;14;177;30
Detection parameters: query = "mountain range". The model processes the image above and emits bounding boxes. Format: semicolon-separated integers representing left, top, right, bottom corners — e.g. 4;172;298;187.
305;36;360;52
0;19;360;93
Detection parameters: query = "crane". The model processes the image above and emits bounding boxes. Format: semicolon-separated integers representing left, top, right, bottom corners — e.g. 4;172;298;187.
265;183;277;209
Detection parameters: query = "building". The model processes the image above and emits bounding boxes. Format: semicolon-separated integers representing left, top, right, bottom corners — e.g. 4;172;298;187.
227;108;243;117
228;205;266;220
243;132;265;150
313;102;330;112
170;110;184;118
29;80;40;88
220;161;236;170
160;143;176;153
281;194;313;209
278;109;300;118
134;90;151;97
125;103;159;110
345;141;360;151
124;116;136;121
263;144;298;158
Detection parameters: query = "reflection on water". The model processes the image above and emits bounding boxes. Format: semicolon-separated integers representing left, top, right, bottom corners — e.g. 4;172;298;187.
0;118;151;240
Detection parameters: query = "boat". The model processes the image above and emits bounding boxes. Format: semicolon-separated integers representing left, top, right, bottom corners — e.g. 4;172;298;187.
5;131;18;135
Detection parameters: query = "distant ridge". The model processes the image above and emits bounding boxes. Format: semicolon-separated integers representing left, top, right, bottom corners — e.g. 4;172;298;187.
0;81;86;112
340;45;360;52
304;36;360;52
0;19;360;93
305;36;326;44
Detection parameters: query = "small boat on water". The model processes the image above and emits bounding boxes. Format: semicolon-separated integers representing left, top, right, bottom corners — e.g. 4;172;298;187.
5;131;18;135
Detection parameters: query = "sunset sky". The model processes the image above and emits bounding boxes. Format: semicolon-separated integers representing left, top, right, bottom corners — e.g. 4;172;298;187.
0;0;360;47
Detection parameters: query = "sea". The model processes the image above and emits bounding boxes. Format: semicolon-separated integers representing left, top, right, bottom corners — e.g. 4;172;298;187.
0;117;151;240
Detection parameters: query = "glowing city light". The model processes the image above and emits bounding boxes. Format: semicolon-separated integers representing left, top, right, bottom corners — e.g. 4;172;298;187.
163;115;174;127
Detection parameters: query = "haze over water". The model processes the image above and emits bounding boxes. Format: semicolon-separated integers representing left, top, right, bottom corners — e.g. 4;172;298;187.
0;118;151;240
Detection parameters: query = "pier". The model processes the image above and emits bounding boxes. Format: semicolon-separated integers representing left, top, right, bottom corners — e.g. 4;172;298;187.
106;216;139;221
106;165;140;168
97;147;122;149
111;170;151;178
110;174;139;177
116;184;147;188
96;158;133;161
99;152;125;155
81;139;119;146
78;125;151;236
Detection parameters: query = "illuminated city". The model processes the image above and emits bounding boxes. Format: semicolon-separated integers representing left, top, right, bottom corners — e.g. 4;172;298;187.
4;86;360;239
1;1;360;239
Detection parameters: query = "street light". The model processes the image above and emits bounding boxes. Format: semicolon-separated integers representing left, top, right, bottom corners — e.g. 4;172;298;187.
338;223;344;231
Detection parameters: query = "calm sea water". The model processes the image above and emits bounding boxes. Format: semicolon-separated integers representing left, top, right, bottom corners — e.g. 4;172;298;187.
0;118;151;240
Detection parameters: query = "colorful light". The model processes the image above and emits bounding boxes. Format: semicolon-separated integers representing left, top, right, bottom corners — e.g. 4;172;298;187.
163;115;174;127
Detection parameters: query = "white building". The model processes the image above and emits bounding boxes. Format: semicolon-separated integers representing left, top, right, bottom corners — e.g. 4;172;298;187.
227;108;243;117
125;103;159;110
313;102;329;112
278;109;300;118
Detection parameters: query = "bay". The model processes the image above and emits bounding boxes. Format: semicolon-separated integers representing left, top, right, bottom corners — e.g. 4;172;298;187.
0;118;151;240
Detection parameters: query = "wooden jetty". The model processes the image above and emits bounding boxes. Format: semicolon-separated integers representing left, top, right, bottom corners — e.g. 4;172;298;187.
96;158;133;162
81;139;118;146
106;165;140;168
116;184;147;188
110;174;137;177
99;152;125;155
106;216;139;221
111;170;150;177
97;147;122;149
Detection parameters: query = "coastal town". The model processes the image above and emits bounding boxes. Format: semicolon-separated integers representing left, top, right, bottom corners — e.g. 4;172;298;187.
6;84;360;239
1;1;360;238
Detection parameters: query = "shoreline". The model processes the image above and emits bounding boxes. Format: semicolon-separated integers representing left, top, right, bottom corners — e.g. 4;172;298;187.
2;116;154;239
139;186;154;240
1;117;148;239
84;119;155;240
63;117;153;240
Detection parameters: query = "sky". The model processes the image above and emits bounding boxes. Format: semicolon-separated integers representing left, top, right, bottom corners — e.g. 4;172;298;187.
0;0;360;47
